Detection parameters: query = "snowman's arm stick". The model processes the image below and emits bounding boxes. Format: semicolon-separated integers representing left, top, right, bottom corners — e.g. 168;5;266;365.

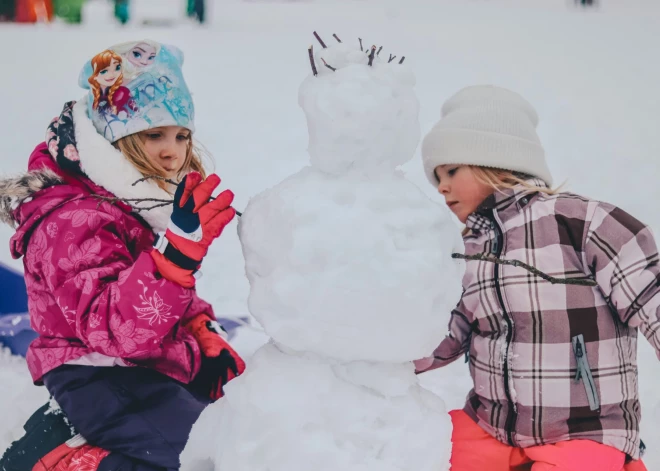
129;176;243;216
451;253;597;286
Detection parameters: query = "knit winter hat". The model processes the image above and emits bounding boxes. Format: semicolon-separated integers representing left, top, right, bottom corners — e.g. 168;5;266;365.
78;39;195;143
421;85;553;186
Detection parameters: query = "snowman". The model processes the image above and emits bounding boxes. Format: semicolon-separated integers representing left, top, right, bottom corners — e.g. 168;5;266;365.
182;33;465;471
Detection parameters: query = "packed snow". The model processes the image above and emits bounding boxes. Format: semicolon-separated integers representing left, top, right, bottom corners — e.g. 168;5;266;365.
239;169;464;362
237;45;463;362
0;0;659;469
300;42;420;175
184;343;453;471
182;37;464;470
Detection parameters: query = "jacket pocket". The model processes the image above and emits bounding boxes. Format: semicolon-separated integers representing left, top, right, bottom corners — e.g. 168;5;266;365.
572;334;600;411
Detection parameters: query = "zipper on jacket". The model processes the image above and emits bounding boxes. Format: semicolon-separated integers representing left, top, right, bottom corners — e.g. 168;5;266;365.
572;334;600;411
489;213;517;446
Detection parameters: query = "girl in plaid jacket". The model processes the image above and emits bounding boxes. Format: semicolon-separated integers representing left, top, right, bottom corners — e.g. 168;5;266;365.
416;85;655;471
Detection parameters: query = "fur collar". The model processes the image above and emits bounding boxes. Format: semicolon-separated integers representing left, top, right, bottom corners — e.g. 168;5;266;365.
72;98;172;233
0;169;61;227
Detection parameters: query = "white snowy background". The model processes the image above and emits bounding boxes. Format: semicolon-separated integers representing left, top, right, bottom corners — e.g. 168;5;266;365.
1;0;658;468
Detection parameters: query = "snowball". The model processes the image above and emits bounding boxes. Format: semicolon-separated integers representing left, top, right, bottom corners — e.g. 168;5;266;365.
182;342;452;471
238;167;465;362
299;43;420;176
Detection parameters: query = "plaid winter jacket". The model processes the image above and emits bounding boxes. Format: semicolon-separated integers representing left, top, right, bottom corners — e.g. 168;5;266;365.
421;179;660;459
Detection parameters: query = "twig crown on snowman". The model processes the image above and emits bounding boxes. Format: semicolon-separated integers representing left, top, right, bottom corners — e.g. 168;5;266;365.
308;32;406;76
300;32;419;177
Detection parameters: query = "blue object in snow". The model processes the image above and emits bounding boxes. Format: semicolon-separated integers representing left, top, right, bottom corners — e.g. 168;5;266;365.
216;317;249;340
0;262;36;357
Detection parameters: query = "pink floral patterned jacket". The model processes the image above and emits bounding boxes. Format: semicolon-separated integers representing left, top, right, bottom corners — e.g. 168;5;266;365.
2;142;213;385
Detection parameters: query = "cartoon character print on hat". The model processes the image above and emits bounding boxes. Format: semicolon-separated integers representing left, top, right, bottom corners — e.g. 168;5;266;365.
79;40;196;143
117;41;159;81
88;50;138;117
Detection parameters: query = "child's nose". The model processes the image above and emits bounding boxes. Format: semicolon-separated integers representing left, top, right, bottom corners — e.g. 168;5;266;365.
159;142;178;160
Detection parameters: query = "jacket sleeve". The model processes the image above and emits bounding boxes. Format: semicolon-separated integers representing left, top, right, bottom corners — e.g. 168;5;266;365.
33;200;204;359
583;203;660;357
417;298;473;373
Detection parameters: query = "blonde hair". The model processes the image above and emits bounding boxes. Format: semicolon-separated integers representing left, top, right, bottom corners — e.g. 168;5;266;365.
462;166;563;237
114;133;210;193
469;166;562;196
89;50;125;113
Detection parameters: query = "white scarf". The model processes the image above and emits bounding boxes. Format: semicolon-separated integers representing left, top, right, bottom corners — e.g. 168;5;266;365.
72;98;173;233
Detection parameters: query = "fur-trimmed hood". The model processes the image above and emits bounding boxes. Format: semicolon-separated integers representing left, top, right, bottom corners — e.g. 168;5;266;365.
0;168;62;227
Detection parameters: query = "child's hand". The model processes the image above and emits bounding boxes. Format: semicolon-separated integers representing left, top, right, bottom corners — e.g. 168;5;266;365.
414;356;434;373
151;172;236;287
184;314;246;401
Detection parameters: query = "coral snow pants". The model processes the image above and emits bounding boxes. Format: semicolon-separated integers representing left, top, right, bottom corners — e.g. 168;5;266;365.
449;410;648;471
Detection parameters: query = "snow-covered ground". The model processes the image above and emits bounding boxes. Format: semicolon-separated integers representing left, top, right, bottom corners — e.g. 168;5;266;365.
1;0;658;467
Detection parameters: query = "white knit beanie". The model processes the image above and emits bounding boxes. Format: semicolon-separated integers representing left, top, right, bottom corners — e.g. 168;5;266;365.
421;85;553;187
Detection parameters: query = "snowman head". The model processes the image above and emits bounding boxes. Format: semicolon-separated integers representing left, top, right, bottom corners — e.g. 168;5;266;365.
299;33;420;176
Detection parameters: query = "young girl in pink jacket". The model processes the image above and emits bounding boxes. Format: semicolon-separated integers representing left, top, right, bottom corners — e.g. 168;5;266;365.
416;85;653;471
0;40;244;471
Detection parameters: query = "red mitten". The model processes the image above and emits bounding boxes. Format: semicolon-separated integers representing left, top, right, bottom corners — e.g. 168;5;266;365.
151;172;236;288
184;315;246;401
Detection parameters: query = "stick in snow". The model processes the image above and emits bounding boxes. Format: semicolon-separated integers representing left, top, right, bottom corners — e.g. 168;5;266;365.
333;33;342;43
132;175;178;187
129;175;243;216
92;195;173;213
399;56;406;64
388;54;397;63
368;46;377;66
308;46;318;76
451;253;598;286
321;58;337;71
358;38;363;51
377;46;383;56
313;31;327;49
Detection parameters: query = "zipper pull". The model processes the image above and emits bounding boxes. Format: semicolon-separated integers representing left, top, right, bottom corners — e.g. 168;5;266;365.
574;342;583;381
490;222;498;254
